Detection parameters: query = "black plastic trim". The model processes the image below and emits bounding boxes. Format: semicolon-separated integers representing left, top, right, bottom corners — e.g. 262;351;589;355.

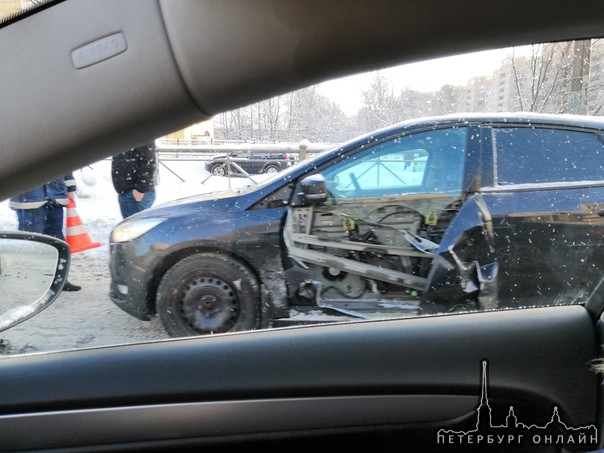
0;306;596;424
0;395;476;450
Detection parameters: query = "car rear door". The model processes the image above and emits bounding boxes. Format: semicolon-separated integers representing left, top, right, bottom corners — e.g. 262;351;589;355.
481;124;604;308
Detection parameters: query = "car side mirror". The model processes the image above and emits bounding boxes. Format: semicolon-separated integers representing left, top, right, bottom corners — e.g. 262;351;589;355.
296;174;329;205
0;232;70;333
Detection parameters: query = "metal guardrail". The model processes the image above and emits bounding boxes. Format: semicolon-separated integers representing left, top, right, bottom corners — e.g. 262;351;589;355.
158;138;250;147
155;141;338;184
155;141;337;162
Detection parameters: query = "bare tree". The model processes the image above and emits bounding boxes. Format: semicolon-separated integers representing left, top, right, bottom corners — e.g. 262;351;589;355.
509;42;574;113
281;86;349;142
358;72;402;130
259;96;282;142
214;108;251;141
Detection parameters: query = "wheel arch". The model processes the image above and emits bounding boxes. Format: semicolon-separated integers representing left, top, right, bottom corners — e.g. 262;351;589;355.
147;244;275;317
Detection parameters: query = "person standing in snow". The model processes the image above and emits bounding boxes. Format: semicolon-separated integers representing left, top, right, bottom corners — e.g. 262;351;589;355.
9;174;81;291
111;142;158;219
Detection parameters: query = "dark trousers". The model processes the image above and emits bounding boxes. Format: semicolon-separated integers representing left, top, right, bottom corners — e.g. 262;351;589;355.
16;203;65;240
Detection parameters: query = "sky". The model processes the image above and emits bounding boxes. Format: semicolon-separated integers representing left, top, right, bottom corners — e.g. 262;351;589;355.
318;47;522;115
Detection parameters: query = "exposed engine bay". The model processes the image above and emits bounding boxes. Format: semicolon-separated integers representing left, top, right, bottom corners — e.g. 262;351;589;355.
283;195;460;316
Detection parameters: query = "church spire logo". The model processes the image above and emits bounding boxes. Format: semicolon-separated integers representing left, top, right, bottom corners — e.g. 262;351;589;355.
437;360;598;448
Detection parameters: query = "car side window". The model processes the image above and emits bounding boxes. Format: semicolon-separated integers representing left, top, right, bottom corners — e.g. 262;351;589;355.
494;127;604;185
321;127;468;199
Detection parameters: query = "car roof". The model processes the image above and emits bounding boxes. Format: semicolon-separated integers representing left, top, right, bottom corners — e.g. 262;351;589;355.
356;112;604;139
415;112;604;128
2;0;604;200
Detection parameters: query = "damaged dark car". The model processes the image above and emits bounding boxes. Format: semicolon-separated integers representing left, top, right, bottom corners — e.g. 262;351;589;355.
109;113;604;337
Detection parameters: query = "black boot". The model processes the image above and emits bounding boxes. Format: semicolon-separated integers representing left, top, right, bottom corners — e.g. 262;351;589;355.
63;281;81;292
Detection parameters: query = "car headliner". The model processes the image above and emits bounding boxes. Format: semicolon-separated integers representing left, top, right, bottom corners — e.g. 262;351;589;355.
2;0;604;201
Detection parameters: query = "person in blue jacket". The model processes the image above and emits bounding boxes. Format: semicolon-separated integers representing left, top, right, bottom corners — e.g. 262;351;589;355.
10;174;81;291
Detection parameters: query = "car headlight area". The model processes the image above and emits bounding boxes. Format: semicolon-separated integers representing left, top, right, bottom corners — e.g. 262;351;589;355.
111;218;166;243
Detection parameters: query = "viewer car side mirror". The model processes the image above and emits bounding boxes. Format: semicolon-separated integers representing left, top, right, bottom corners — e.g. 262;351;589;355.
0;232;70;333
294;174;329;206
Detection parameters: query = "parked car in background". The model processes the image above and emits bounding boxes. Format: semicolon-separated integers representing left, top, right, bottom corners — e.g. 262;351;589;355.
110;113;604;337
205;152;292;176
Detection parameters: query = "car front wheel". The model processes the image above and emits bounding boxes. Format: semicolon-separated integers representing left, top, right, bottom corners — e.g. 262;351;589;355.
264;164;281;174
210;164;227;176
157;253;260;337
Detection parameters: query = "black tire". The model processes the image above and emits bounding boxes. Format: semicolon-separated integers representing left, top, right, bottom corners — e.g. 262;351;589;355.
210;164;227;176
264;164;281;174
157;253;260;337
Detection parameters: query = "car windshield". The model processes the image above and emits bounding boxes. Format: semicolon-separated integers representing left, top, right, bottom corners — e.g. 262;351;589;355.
1;21;603;355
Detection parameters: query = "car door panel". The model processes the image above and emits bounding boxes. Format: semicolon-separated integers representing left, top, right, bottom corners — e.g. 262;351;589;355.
0;305;597;450
1;396;480;450
483;188;604;307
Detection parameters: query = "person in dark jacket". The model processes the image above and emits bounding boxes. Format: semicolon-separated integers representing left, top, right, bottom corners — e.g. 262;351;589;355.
9;174;81;291
111;143;157;219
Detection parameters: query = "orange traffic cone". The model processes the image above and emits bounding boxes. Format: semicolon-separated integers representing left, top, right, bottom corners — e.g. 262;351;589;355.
65;199;101;253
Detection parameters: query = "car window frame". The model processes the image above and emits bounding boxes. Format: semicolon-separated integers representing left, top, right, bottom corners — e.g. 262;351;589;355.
493;124;604;187
480;124;604;192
